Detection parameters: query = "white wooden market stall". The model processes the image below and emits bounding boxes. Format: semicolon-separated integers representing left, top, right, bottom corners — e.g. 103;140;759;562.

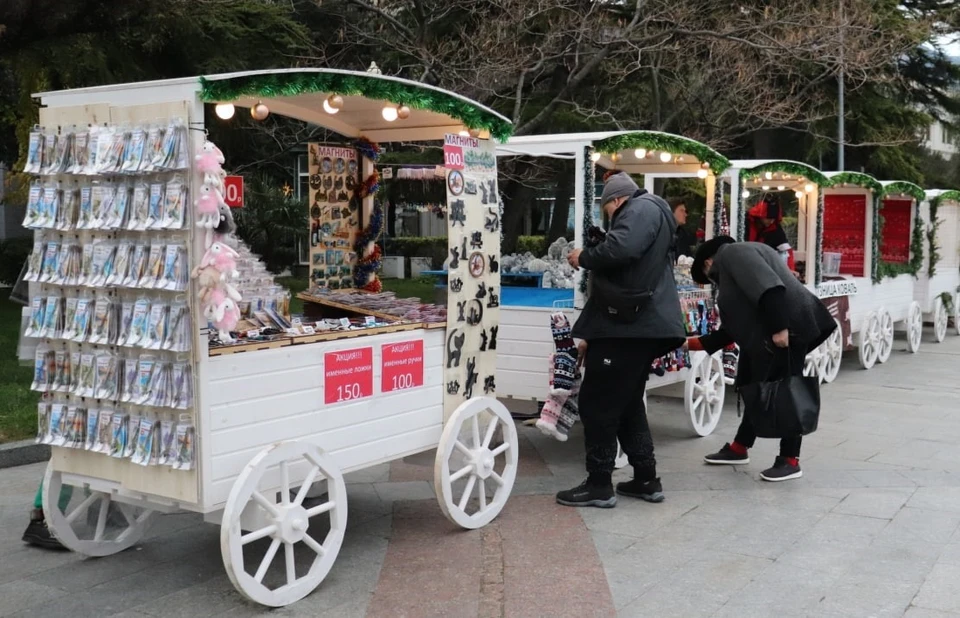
916;190;960;342
25;68;519;608
494;131;732;437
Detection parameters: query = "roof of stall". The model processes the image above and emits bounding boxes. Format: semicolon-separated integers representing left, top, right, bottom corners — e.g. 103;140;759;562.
496;130;729;175
728;159;830;188
34;68;513;143
926;189;960;204
879;180;926;203
824;171;883;194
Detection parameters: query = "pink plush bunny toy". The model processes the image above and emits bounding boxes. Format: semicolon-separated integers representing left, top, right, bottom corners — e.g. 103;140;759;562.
195;140;225;191
200;241;240;280
212;294;241;342
195;184;225;230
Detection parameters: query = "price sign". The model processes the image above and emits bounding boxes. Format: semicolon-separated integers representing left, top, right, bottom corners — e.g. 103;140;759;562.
223;175;244;208
324;347;373;404
443;143;464;170
381;340;425;393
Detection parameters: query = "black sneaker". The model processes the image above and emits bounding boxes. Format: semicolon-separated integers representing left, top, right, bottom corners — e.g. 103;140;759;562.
760;457;802;482
556;480;617;508
704;443;750;465
22;516;67;550
616;478;665;503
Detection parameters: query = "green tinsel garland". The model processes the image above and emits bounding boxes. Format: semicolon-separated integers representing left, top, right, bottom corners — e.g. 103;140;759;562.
579;145;596;296
874;199;924;282
929;191;960;277
594;132;731;174
815;191;825;285
827;172;883;194
713;178;725;238
743;162;830;188
737;189;747;242
871;196;882;283
880;181;925;204
199;73;513;142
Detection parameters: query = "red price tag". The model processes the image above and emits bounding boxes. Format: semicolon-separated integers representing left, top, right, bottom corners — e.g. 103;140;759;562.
381;340;425;393
223;175;244;208
324;347;373;404
443;144;464;170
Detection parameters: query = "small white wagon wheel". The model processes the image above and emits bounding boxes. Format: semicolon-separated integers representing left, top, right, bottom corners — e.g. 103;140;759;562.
876;308;895;363
818;319;844;384
685;351;725;437
221;441;347;607
435;397;519;529
906;301;923;354
42;462;155;557
933;296;949;343
858;311;880;369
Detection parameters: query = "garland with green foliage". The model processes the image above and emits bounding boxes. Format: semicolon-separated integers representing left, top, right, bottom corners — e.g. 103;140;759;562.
880;181;925;204
928;191;960;278
827;172;883;194
874;202;925;282
579;145;596;296
199;72;513;141
594;132;730;173
815;191;824;284
743;162;831;187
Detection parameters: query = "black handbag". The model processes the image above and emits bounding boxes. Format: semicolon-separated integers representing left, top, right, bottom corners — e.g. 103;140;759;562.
738;348;820;438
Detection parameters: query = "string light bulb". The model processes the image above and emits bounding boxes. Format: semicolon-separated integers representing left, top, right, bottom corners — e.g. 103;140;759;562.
764;171;774;180
659;151;672;163
804;183;815;193
795;190;804;198
214;103;235;120
382;105;399;122
590;152;601;162
762;185;771;191
777;185;786;191
634;148;647;158
458;130;470;137
322;99;339;115
742;189;751;198
696;168;708;179
610;152;622;162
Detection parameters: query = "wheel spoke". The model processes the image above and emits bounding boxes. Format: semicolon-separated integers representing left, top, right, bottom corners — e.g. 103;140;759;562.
280;461;290;505
471;415;481;449
482;416;499;449
94;497;109;541
302;533;326;557
252;491;280;518
489;471;504;486
242;524;278;545
697;405;706;427
293;466;321;506
285;541;296;586
254;538;281;583
478;479;487;510
65;493;99;524
692;395;704;411
454;440;471;458
450;464;473;483
458;475;477;511
306;501;335;518
491;442;510;457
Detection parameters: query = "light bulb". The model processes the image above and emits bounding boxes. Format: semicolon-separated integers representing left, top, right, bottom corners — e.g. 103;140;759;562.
764;171;773;180
762;185;771;191
590;152;601;162
742;190;751;198
610;152;621;162
777;185;786;191
805;183;814;193
322;99;339;115
382;105;399;122
659;151;672;163
696;169;708;179
214;103;235;120
634;149;647;158
250;102;269;121
701;162;710;169
795;190;804;198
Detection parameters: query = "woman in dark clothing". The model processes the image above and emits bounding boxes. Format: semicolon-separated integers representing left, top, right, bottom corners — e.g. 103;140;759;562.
748;195;795;271
686;237;836;481
669;198;697;259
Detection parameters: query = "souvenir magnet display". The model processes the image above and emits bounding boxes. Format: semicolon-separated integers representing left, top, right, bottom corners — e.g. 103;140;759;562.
464;357;478;399
466;299;484;326
468;252;486;278
446;328;465;368
447;170;464;196
484;375;496;394
449;277;464;293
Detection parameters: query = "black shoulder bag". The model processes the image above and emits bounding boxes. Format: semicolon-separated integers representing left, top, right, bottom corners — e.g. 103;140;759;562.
738;347;820;438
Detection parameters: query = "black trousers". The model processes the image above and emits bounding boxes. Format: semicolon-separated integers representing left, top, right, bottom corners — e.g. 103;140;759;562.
579;338;664;482
734;341;808;458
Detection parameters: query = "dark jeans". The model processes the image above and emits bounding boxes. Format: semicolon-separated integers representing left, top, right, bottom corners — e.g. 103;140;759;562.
735;340;808;458
579;338;664;482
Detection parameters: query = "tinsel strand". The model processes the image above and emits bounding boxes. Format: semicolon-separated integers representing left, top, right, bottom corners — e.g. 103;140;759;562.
593;132;730;174
815;191;825;285
579;145;596;296
352;138;385;292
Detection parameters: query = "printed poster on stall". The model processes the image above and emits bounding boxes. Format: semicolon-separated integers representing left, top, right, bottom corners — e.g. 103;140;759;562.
308;144;360;290
442;134;500;419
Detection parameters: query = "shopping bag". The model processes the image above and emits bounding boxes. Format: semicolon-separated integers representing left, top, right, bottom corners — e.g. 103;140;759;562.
739;351;820;438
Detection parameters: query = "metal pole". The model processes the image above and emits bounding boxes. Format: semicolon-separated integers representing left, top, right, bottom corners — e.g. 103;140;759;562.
837;0;845;170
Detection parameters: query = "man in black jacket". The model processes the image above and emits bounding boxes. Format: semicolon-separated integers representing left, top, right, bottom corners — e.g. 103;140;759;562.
670;198;697;258
558;172;685;508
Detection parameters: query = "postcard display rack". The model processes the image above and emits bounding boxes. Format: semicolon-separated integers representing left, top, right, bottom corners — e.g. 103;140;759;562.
28;70;519;608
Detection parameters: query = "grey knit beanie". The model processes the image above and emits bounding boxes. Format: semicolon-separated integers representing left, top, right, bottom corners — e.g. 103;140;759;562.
599;172;639;207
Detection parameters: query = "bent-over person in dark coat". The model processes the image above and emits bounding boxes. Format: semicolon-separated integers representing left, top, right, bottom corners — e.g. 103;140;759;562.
687;237;836;481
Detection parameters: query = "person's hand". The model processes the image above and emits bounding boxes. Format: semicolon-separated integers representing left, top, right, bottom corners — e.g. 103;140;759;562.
772;329;789;348
576;340;587;369
567;248;582;270
686;337;704;352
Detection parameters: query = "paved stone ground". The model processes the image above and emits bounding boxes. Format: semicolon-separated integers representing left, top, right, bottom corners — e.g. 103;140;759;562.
3;333;960;617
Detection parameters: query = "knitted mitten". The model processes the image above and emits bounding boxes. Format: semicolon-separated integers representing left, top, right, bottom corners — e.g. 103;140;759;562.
536;352;571;441
722;345;739;380
556;378;581;439
550;313;578;392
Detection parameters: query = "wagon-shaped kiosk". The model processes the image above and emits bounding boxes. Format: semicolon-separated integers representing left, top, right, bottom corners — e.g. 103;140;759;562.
916;190;960;342
493;131;732;437
24;69;518;607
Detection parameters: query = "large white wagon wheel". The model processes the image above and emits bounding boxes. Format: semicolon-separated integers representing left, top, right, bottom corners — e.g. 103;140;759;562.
685;351;725;437
818;319;844;384
435;397;518;529
42;462;155;557
876;308;895;364
858;311;881;370
804;348;824;384
906;301;923;354
221;441;347;607
933;296;949;343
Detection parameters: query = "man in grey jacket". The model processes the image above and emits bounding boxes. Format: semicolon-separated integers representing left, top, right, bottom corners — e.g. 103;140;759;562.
557;172;685;508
